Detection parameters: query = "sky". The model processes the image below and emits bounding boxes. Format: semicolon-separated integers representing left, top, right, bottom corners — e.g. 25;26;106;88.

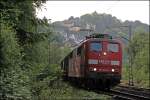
36;1;149;24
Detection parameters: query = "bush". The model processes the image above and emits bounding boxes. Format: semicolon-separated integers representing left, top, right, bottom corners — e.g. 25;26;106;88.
0;23;31;99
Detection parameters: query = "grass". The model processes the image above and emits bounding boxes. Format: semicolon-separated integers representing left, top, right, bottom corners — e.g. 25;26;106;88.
34;79;111;100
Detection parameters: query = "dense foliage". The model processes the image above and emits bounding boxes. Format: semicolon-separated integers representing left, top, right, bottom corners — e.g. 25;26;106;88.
0;23;31;99
0;0;49;99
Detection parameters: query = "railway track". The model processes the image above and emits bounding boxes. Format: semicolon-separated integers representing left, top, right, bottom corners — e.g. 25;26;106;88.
110;85;150;100
68;80;150;100
90;85;150;100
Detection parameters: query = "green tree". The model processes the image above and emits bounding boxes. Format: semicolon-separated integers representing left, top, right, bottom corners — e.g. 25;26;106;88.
0;0;49;99
0;23;31;99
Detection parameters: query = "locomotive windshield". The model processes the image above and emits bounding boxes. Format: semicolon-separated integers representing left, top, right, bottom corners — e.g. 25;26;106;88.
90;42;102;52
108;43;119;52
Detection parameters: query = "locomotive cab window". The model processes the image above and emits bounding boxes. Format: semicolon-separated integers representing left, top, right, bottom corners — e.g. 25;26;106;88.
90;42;102;52
108;43;119;52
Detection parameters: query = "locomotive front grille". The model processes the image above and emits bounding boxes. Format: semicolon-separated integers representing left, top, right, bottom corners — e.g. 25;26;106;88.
87;71;121;80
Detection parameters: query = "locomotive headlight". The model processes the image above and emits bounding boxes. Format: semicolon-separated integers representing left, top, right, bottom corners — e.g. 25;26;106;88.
111;61;119;65
88;59;98;64
94;68;97;71
103;52;107;55
112;69;115;72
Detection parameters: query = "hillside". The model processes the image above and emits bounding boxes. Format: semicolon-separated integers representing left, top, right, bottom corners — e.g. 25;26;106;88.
53;12;149;45
52;11;149;63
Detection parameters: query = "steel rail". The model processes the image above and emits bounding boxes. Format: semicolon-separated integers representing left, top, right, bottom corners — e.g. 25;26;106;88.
109;85;150;100
110;89;150;100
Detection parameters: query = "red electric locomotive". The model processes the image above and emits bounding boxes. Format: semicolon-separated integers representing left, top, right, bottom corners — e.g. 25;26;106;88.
61;33;122;89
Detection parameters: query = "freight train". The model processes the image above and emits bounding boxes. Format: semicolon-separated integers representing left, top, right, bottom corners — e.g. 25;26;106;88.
61;33;122;89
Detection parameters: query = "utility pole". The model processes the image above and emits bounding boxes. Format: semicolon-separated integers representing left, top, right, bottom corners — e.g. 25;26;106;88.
106;25;134;86
128;25;134;86
48;19;52;65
